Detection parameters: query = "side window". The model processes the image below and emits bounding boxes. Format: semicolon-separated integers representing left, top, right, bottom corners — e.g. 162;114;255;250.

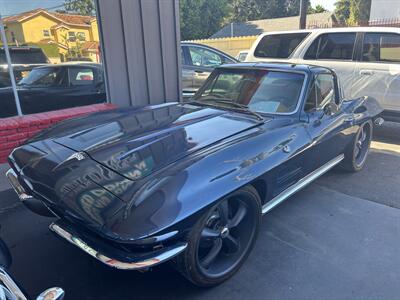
362;33;400;63
188;46;222;67
305;33;356;60
68;68;94;86
305;74;336;111
254;33;310;58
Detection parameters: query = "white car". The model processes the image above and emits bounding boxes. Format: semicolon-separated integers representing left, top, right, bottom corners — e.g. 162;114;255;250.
246;27;400;122
236;50;249;62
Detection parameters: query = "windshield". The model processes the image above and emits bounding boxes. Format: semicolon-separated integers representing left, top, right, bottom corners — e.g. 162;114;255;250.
18;67;64;87
254;33;310;59
0;49;49;64
193;69;305;114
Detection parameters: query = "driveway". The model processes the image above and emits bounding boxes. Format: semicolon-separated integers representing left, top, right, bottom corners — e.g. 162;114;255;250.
0;123;399;300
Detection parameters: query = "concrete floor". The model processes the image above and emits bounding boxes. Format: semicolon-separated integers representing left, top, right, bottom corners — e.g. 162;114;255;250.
0;123;400;300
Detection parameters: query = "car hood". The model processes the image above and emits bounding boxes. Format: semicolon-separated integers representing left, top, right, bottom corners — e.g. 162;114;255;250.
48;102;263;181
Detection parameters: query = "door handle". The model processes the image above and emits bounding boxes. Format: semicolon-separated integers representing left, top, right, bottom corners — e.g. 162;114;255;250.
282;145;291;153
359;70;374;76
194;70;204;74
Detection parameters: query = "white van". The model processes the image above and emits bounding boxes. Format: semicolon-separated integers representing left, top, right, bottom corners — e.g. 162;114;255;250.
246;27;400;122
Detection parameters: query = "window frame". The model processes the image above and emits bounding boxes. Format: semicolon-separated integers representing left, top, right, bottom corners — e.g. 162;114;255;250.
360;32;400;64
67;66;96;87
303;71;341;113
194;67;310;116
43;29;50;37
76;32;86;42
68;31;76;42
304;32;358;62
254;32;311;59
185;44;235;68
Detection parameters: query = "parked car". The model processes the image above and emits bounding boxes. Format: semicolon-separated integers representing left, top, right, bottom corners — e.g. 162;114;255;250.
181;42;237;97
1;63;106;118
7;63;382;287
245;27;400;122
0;46;50;88
236;50;249;62
0;235;64;300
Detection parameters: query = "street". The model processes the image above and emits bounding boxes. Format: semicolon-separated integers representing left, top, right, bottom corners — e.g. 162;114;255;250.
0;123;400;300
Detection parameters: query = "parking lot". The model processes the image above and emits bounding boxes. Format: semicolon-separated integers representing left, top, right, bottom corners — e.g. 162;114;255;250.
0;123;399;300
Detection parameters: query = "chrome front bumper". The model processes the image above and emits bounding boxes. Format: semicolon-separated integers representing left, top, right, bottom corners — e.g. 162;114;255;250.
7;168;187;270
50;223;187;270
5;169;33;201
6;169;54;217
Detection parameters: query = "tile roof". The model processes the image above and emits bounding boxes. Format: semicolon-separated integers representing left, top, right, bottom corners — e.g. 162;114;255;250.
211;12;335;38
81;41;99;50
2;8;95;27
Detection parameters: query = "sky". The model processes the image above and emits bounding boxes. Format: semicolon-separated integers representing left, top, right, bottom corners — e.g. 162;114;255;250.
311;0;336;11
0;0;64;16
0;0;337;17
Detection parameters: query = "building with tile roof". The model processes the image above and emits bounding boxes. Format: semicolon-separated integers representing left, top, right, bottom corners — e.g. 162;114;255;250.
1;8;100;62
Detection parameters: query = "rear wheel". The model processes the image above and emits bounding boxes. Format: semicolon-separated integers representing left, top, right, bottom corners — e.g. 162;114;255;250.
342;121;372;172
176;185;261;287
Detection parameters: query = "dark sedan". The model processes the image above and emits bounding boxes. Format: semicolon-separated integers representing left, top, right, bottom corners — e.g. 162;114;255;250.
1;63;106;118
7;63;383;287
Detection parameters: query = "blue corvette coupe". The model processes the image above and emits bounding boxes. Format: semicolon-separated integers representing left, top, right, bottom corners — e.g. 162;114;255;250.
7;63;383;286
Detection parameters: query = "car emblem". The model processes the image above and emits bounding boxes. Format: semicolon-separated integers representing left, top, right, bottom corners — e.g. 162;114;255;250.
66;152;86;162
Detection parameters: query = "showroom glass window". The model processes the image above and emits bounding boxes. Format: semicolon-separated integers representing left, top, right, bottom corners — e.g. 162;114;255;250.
0;4;106;119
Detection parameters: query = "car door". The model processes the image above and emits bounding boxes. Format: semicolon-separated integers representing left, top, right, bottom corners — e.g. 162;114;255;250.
303;72;350;170
181;45;195;97
351;32;400;112
301;32;358;100
20;67;69;114
63;66;105;107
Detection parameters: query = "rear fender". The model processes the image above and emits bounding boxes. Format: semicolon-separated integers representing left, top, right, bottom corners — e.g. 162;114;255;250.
342;96;383;125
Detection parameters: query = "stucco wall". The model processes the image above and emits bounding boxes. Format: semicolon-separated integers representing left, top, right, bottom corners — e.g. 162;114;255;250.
4;23;25;44
21;14;58;43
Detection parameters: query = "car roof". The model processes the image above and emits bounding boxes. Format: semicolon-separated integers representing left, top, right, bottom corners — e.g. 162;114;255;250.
0;46;42;51
35;62;102;69
181;42;237;60
258;26;400;36
217;62;332;74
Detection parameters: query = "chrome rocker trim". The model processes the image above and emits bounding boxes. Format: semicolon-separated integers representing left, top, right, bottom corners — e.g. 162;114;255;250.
49;223;187;270
262;154;344;214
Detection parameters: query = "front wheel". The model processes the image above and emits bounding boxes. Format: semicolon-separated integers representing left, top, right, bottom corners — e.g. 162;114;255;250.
342;121;373;172
175;185;261;287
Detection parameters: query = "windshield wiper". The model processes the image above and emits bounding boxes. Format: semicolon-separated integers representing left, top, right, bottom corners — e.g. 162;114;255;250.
197;98;264;121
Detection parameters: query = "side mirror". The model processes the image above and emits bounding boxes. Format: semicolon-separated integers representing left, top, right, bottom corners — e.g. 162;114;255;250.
323;102;337;116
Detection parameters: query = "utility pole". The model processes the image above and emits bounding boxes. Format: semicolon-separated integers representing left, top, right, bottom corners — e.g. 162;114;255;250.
299;0;308;29
0;14;22;116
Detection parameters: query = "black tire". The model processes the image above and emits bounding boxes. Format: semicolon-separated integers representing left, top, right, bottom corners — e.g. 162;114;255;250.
175;185;261;287
342;121;373;172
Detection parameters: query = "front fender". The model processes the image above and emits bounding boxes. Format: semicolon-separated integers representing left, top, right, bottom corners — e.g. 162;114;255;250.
108;121;311;242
